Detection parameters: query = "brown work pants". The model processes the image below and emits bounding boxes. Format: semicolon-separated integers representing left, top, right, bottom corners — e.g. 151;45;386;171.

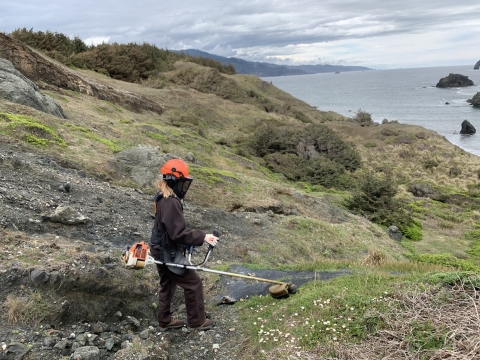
153;264;207;328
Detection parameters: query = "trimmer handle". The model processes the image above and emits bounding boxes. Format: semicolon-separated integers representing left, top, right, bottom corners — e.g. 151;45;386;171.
210;229;221;250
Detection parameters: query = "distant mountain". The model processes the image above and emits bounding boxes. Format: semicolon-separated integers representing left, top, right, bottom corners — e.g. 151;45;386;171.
177;49;372;77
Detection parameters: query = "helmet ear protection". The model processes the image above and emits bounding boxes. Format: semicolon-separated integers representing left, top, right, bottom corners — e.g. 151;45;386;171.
163;174;178;189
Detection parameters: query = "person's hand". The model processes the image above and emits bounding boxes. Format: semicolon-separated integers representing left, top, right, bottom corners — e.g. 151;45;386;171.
204;234;218;247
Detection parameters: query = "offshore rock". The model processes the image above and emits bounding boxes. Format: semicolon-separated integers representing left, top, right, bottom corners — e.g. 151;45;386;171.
0;58;65;118
467;92;480;108
436;73;474;88
474;60;480;70
460;120;476;135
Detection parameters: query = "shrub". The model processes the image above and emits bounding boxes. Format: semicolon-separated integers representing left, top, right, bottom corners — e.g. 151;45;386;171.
352;109;373;126
346;172;398;218
449;167;462;177
304;156;346;187
380;128;397;137
400;223;423;241
346;172;418;234
264;153;305;181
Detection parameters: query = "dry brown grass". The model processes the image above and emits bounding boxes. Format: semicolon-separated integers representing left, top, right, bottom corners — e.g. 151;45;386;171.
3;292;51;325
333;284;480;360
362;250;387;266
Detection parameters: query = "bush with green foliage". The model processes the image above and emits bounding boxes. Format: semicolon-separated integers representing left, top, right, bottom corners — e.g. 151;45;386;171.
346;172;419;239
250;122;360;188
353;109;373;125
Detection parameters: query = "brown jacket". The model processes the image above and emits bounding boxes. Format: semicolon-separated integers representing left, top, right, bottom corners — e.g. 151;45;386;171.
155;196;205;249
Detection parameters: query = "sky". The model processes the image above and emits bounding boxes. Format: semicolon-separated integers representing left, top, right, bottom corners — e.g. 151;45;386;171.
1;0;480;69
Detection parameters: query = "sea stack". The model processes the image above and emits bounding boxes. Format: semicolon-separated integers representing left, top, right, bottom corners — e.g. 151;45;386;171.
436;73;474;88
467;92;480;107
460;120;476;135
474;60;480;70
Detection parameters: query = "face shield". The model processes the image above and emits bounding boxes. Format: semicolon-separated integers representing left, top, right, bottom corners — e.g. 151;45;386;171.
172;176;193;199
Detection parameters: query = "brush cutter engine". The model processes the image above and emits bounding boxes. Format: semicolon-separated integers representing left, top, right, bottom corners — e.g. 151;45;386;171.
122;242;155;269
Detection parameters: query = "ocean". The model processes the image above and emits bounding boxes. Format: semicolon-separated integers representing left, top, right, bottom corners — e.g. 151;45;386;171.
262;66;480;156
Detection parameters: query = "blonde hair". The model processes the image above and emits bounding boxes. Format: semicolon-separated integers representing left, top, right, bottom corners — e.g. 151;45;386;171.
156;179;175;198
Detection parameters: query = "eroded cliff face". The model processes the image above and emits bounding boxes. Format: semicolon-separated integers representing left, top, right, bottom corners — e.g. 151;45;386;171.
0;33;164;115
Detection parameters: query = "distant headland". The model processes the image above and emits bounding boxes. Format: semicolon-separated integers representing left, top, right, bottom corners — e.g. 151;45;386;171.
176;49;372;77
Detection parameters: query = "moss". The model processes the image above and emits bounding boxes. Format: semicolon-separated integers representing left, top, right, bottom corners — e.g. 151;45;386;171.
194;167;241;187
24;134;49;146
0;113;67;147
64;123;122;152
146;132;169;143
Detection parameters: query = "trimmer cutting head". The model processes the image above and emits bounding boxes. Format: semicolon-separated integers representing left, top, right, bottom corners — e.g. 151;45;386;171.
268;282;298;298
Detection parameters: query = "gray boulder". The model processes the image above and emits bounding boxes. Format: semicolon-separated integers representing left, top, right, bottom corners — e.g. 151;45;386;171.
436;73;474;88
110;145;176;187
460;120;476;135
0;58;65;118
467;92;480;108
31;268;49;285
4;343;30;359
41;205;89;225
70;346;100;360
387;226;403;241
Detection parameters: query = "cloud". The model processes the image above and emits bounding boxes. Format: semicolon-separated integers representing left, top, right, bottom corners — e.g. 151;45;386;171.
2;0;480;68
84;36;110;46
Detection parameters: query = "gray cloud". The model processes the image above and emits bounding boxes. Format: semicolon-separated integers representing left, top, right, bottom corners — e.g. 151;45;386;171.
1;0;479;67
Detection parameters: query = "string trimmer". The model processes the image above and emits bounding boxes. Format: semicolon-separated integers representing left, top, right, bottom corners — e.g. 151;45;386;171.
122;237;297;298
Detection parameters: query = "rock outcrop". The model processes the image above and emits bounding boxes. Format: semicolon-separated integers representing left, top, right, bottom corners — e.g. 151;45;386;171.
436;73;474;88
0;33;164;115
460;120;476;135
109;145;175;187
467;92;480;107
0;58;66;118
474;60;480;70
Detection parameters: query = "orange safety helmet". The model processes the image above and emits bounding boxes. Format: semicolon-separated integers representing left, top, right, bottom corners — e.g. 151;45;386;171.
160;159;190;178
159;159;193;199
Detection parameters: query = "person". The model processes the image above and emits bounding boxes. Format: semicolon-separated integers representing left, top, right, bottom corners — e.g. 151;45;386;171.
149;159;218;331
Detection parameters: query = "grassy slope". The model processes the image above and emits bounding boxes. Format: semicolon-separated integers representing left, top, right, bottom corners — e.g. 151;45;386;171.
1;58;480;358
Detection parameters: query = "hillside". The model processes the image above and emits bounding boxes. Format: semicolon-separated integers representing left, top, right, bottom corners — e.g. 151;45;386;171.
0;32;479;360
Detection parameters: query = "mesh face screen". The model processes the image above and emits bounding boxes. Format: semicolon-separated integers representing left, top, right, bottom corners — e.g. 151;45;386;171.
178;178;192;193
